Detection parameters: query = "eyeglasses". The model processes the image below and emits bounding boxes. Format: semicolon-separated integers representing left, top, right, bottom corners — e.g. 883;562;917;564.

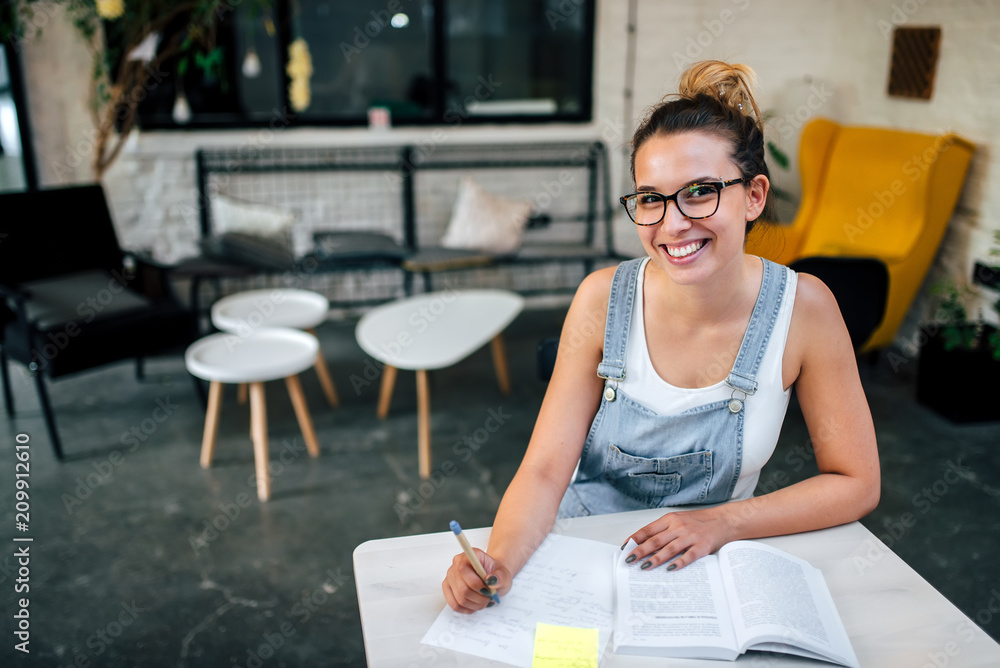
620;178;747;225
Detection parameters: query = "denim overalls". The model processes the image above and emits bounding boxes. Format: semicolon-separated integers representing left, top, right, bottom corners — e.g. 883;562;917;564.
557;257;788;518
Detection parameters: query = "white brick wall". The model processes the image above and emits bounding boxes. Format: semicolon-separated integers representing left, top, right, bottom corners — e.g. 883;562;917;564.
18;0;1000;334
616;0;1000;334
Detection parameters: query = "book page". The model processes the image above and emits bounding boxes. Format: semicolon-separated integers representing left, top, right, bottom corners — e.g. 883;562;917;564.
720;541;859;668
421;533;615;668
613;540;738;659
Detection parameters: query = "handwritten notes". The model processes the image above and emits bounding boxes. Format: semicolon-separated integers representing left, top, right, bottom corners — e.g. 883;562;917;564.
532;623;598;668
421;533;615;667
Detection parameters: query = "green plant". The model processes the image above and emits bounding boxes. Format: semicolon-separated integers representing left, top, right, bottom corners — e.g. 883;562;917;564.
760;110;796;208
930;279;1000;361
931;280;978;350
764;141;795;199
989;230;1000;359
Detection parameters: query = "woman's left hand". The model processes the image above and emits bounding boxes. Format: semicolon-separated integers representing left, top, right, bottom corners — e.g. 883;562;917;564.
622;507;734;571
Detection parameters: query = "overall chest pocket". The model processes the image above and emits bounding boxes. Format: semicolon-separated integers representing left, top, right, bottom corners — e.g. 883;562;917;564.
603;445;713;507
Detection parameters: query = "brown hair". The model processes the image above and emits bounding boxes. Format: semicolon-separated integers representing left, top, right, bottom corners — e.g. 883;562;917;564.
630;60;775;230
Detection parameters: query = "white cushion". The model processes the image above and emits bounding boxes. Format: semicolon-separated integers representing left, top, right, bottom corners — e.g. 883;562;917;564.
440;177;532;254
210;194;295;238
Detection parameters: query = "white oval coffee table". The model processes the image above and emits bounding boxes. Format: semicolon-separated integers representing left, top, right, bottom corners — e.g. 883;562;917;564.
211;288;339;408
356;289;524;479
186;328;322;501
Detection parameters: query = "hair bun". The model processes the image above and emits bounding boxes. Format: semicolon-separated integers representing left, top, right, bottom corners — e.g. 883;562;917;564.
678;60;762;131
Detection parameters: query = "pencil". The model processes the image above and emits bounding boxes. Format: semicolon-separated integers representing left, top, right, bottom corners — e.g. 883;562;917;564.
449;520;501;606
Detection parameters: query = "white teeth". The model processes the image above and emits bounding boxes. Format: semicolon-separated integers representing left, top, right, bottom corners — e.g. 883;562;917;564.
665;240;707;258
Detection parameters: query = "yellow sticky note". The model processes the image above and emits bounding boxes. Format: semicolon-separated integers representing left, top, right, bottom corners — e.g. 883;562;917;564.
532;622;599;668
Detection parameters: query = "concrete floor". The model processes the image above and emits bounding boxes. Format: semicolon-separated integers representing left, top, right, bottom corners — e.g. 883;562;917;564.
0;305;998;667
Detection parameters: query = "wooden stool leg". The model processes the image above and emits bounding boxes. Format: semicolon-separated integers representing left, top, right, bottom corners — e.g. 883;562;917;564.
490;333;512;395
199;381;224;468
307;329;340;408
237;383;248;404
416;369;431;479
376;364;398;419
285;374;320;458
249;382;271;501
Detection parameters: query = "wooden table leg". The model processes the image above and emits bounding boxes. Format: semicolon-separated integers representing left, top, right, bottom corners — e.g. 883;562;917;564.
237;383;248;404
285;374;320;458
249;382;271;501
308;329;340;408
490;333;512;395
416;369;431;479
199;381;224;468
377;364;398;419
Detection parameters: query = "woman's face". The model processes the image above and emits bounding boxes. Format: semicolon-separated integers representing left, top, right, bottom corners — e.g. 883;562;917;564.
632;131;767;286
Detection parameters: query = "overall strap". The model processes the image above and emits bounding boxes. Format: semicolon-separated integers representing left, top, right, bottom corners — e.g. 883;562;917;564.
725;258;789;396
596;259;644;382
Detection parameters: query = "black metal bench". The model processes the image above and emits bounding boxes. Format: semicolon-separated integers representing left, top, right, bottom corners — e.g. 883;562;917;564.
187;140;625;312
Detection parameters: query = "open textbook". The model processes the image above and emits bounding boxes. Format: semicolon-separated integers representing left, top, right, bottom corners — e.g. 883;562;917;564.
422;533;858;667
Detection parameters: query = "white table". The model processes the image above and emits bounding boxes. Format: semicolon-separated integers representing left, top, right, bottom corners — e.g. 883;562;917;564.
211;288;340;407
353;507;1000;666
185;328;321;501
355;289;524;478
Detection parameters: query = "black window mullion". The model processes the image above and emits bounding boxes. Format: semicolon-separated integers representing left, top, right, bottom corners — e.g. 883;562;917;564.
580;0;596;121
2;25;38;190
275;0;294;120
432;0;447;122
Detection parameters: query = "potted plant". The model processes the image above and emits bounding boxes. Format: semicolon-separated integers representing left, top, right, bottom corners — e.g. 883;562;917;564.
915;277;1000;423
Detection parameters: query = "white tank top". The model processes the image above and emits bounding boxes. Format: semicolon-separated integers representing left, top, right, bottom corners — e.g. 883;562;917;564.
621;258;797;500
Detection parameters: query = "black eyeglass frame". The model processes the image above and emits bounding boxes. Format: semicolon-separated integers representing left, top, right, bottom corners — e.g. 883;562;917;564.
619;177;748;225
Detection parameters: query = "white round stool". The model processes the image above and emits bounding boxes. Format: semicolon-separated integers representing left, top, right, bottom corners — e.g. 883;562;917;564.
211;289;339;408
186;328;321;501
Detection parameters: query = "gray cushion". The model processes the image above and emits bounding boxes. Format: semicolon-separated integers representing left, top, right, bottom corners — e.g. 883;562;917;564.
20;270;152;330
312;231;409;261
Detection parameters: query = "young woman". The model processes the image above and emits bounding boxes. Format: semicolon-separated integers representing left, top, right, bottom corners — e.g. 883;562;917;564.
442;60;880;614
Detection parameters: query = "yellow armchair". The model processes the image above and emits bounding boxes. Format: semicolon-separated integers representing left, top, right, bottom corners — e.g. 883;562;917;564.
747;118;975;352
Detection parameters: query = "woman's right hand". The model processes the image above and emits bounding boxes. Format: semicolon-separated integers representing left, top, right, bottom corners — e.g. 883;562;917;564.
442;548;512;614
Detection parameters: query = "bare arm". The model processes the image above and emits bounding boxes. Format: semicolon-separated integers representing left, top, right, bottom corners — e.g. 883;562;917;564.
625;273;881;570
441;269;611;612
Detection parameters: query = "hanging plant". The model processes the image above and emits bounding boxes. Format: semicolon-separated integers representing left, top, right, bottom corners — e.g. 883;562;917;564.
1;0;274;178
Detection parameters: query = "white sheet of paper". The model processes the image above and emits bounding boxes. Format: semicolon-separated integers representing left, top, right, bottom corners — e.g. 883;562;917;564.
421;533;616;667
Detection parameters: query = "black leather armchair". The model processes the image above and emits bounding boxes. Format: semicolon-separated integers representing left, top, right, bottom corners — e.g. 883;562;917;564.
0;184;199;459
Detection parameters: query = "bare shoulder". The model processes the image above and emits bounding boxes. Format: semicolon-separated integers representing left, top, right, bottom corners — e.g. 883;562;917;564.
576;265;616;304
785;272;853;379
558;265;616;355
791;272;843;324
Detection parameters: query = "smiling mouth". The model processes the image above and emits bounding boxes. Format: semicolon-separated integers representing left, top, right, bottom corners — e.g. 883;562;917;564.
663;239;707;258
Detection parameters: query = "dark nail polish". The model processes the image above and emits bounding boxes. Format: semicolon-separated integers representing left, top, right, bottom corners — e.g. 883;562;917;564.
640;561;653;570
620;541;628;550
485;575;498;586
667;564;677;571
625;554;636;564
487;601;495;608
479;588;490;596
